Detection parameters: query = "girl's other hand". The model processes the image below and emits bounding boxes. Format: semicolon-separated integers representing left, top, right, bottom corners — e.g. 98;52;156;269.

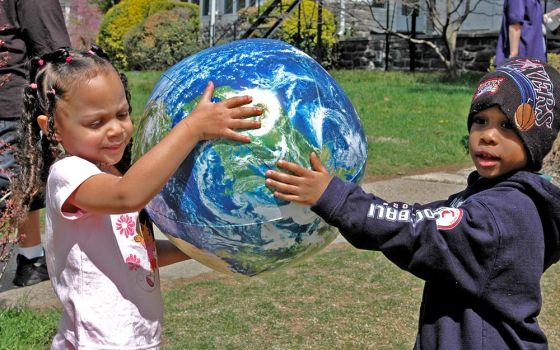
265;152;333;206
186;81;263;143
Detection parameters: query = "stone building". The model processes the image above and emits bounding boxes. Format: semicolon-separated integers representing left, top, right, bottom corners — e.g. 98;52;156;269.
183;0;560;72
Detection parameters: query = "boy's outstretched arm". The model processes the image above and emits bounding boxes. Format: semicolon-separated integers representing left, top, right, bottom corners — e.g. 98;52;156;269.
265;152;333;205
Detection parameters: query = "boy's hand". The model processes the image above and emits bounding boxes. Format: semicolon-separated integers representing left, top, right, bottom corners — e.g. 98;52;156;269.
265;152;333;205
187;81;263;143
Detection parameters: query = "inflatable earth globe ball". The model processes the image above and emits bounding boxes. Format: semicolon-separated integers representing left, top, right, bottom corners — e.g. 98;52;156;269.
132;38;367;276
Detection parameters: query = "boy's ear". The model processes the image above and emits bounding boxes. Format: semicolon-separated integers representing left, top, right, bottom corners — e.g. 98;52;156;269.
36;115;61;141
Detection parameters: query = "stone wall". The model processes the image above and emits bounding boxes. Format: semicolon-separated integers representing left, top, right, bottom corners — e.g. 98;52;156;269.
337;33;560;72
336;32;497;72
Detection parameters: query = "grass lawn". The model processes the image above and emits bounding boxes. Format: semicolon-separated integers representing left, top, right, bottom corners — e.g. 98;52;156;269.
3;70;559;349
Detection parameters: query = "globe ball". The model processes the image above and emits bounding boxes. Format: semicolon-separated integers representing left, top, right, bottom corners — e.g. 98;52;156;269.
133;39;367;276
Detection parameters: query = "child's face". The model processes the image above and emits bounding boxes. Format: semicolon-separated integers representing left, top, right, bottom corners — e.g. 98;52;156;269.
49;70;132;166
468;106;528;178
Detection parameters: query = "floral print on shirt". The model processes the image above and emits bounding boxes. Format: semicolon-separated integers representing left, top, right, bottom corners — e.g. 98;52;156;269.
116;214;136;238
112;211;159;289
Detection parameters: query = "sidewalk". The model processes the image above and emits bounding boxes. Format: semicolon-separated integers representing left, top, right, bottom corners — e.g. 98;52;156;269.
0;167;473;309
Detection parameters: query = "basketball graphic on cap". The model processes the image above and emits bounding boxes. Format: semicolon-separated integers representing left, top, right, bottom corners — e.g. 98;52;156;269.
515;103;536;131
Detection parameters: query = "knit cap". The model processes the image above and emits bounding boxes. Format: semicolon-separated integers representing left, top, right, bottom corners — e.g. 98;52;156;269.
468;57;560;171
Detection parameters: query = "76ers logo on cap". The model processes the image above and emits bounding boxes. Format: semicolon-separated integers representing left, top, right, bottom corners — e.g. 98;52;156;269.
473;77;504;100
434;207;463;230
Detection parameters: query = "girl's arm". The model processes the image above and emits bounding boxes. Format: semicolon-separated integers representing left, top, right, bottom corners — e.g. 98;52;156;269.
67;82;262;214
156;240;191;267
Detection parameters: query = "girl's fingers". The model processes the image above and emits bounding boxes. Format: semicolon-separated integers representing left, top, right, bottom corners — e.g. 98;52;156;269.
235;106;263;119
223;95;253;108
230;118;261;130
200;81;215;102
224;130;251;143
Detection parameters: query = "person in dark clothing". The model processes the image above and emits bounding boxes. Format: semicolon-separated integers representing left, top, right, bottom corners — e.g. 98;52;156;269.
0;0;70;286
265;57;560;349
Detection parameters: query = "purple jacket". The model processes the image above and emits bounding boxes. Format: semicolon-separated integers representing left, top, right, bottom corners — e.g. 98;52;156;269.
496;0;546;66
312;170;560;349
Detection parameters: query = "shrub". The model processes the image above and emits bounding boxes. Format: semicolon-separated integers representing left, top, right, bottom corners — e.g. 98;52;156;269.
277;0;337;65
124;6;200;71
548;53;560;72
238;0;337;67
97;0;150;68
97;0;194;69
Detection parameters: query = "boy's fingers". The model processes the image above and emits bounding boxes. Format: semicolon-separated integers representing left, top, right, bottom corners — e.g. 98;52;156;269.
265;171;299;186
265;178;299;194
276;160;308;176
310;152;327;173
273;192;299;203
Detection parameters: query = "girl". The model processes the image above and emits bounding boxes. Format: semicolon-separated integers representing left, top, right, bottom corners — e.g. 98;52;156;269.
11;47;262;349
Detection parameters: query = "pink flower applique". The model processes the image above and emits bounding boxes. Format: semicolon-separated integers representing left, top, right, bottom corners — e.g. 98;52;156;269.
145;275;155;287
116;214;136;238
126;254;141;270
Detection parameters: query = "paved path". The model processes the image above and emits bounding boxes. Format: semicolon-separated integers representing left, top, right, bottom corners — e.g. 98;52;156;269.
0;167;473;309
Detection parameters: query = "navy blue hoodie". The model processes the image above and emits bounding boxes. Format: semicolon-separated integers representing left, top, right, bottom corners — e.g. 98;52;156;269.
312;170;560;349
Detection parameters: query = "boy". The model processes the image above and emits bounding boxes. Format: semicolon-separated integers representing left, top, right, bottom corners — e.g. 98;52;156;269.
265;57;560;349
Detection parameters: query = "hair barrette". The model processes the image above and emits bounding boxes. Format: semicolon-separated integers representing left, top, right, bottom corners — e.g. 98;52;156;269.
29;83;37;90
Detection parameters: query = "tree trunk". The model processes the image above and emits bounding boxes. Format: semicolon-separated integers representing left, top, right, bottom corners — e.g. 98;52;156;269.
445;27;459;79
542;134;560;185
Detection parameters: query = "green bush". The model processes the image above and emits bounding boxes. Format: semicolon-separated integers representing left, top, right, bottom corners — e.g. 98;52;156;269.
238;0;337;66
548;53;560;72
278;0;337;65
97;0;194;69
124;6;200;71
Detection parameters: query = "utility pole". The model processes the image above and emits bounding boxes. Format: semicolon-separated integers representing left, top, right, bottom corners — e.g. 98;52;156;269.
385;0;390;71
210;0;217;46
410;7;418;71
316;0;323;63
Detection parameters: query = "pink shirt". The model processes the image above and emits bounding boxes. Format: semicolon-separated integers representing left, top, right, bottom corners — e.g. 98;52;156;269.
44;156;163;349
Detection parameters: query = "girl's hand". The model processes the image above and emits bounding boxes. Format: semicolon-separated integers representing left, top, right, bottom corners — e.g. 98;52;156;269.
265;152;333;205
186;81;263;143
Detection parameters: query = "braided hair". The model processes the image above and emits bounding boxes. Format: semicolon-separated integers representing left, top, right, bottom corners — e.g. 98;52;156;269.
10;46;133;223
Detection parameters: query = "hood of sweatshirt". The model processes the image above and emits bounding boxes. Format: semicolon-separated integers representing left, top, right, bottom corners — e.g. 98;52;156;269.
466;170;560;270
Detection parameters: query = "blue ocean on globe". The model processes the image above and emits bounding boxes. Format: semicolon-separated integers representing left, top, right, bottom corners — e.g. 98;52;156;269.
132;39;367;276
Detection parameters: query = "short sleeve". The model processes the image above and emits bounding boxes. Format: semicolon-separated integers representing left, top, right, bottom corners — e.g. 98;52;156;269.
47;156;101;219
506;0;525;24
17;0;71;56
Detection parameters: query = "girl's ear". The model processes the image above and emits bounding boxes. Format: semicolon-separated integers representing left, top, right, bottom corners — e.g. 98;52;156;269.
36;115;61;141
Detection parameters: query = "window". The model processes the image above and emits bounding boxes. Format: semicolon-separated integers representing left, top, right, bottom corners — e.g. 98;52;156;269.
371;0;386;8
225;0;234;13
202;0;209;15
